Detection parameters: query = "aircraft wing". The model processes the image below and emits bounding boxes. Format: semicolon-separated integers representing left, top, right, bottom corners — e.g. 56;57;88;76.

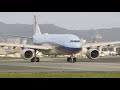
0;43;52;51
83;41;120;48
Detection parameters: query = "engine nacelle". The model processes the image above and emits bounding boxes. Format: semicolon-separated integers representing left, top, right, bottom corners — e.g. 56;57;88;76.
86;49;99;59
20;49;34;60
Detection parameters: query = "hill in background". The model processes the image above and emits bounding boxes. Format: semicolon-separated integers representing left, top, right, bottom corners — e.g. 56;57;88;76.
0;22;120;43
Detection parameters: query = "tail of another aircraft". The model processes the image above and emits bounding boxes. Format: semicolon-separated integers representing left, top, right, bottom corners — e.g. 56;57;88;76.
34;15;41;34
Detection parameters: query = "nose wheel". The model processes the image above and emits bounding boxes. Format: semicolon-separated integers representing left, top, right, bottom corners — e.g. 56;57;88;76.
67;57;77;63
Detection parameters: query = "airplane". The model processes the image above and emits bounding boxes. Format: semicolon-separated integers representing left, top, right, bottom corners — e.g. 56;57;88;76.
0;15;120;63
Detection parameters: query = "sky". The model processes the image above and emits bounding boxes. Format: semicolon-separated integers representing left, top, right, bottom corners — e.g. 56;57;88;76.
0;12;120;30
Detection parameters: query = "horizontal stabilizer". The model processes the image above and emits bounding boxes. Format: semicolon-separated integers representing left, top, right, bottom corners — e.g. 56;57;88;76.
4;34;33;39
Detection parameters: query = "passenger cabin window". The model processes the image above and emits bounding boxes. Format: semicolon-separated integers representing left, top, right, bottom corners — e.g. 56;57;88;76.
70;40;80;43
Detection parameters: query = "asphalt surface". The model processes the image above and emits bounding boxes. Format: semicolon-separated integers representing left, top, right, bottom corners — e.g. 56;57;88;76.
0;56;120;72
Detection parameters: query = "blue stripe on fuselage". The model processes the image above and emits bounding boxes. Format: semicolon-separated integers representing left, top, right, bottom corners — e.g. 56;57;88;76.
57;45;81;54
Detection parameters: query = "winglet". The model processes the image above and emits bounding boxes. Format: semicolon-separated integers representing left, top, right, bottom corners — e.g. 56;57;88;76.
34;15;41;34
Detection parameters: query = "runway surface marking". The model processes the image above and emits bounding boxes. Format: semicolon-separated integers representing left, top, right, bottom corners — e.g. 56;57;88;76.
0;57;120;72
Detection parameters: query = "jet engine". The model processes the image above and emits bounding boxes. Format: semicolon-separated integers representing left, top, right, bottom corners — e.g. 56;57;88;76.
20;49;34;60
86;49;99;59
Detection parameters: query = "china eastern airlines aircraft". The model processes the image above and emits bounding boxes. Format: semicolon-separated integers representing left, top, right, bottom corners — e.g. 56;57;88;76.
0;15;120;63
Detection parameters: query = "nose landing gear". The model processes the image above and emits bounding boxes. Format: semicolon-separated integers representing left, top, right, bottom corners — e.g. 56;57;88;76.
67;56;77;63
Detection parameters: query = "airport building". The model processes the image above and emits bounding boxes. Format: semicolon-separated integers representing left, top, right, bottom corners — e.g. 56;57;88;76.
0;38;21;57
7;38;20;44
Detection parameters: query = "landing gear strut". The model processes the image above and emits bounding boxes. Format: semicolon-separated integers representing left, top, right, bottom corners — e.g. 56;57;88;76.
67;55;77;63
31;49;40;62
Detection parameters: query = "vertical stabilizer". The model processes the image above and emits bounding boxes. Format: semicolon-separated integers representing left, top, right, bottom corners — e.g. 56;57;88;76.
34;15;41;34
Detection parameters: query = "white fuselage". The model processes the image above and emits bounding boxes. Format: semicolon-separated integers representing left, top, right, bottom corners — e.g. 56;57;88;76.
33;34;82;55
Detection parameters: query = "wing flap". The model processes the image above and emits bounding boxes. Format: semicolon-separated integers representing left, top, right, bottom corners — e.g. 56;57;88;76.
4;34;33;39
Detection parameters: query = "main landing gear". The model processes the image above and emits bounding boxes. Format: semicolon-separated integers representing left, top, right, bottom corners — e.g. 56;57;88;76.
31;49;40;62
67;56;77;63
31;57;40;62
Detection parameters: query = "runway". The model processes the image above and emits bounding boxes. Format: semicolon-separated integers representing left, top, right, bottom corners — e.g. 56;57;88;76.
0;56;120;72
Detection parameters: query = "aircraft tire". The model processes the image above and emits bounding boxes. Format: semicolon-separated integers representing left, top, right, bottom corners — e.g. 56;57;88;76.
36;57;40;62
69;58;72;63
73;58;76;63
31;58;35;62
67;57;70;62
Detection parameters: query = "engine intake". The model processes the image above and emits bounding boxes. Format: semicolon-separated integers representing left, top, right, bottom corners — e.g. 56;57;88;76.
20;49;34;60
86;49;99;59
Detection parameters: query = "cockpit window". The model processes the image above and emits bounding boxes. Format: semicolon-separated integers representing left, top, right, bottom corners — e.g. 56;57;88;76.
70;40;80;42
